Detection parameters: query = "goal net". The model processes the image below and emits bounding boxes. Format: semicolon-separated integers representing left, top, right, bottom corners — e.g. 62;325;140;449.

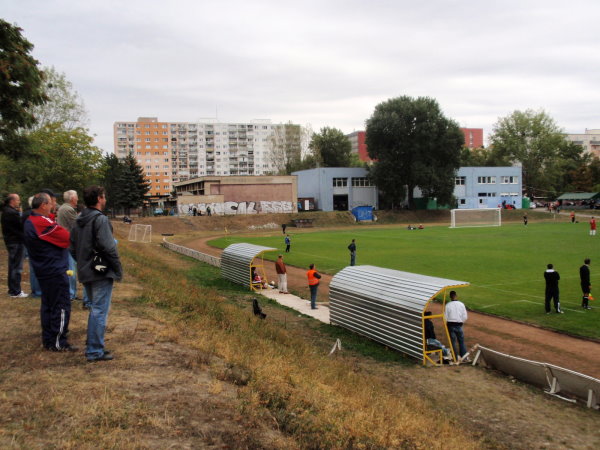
450;208;501;228
128;224;152;243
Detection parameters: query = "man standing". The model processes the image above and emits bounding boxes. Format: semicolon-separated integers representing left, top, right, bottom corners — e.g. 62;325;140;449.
2;193;28;298
24;193;76;351
544;263;562;314
580;258;592;310
284;234;291;253
590;217;596;236
444;291;468;360
306;263;321;310
57;190;79;301
275;255;288;294
348;239;357;266
71;186;122;362
570;211;575;224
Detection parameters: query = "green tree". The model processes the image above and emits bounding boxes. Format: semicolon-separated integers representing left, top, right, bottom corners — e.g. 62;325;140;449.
268;122;303;174
0;19;47;158
5;124;103;197
489;109;569;198
101;154;125;215
365;96;463;208
29;66;88;130
123;153;150;211
309;127;352;167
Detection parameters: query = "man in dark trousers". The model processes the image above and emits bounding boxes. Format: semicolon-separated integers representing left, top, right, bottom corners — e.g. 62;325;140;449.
71;186;122;362
24;193;77;351
544;263;562;314
348;239;356;266
2;193;27;298
284;234;291;253
580;258;592;310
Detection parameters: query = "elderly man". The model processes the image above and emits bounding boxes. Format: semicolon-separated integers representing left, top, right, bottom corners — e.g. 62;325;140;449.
24;193;77;351
57;190;80;301
71;186;122;362
2;193;28;298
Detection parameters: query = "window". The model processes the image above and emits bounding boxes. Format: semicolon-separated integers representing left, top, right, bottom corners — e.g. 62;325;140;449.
477;176;496;184
460;199;466;205
333;178;348;187
455;176;466;185
351;177;373;187
478;192;495;197
501;176;518;184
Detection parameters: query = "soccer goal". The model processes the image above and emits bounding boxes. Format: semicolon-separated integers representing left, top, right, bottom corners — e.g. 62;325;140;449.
128;224;152;243
450;208;501;228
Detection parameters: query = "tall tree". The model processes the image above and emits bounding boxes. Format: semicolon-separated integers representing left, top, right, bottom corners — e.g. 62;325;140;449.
123;153;151;211
29;66;88;130
309;127;352;167
267;122;303;174
0;19;47;158
489;109;568;198
366;96;463;208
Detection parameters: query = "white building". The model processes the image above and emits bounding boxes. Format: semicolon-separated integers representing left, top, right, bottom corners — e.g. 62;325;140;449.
113;117;300;198
565;129;600;158
454;167;522;209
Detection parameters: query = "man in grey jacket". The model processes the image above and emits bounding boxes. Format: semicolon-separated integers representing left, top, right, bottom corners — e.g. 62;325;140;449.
70;186;122;362
57;190;80;301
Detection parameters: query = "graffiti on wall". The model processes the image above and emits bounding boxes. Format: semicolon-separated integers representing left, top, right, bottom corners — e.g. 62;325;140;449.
178;201;294;215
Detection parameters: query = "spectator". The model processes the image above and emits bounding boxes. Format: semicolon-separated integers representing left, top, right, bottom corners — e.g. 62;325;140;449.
24;193;76;351
70;186;122;362
1;193;27;298
444;291;468;360
306;263;321;310
347;239;356;266
544;263;562;314
424;311;451;359
275;255;288;294
57;190;79;301
580;258;592;310
590;217;596;236
22;196;42;297
284;234;291;253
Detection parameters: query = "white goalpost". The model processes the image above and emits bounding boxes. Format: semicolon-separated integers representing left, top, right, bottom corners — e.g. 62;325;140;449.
450;208;502;228
128;224;152;243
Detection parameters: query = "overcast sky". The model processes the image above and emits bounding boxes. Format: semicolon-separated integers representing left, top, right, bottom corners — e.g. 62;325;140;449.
3;0;600;152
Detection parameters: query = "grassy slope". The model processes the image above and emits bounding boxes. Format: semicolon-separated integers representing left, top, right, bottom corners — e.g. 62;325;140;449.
208;221;600;339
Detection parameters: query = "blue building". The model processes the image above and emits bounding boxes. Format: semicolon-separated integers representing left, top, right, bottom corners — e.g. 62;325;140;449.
292;168;378;211
454;167;523;209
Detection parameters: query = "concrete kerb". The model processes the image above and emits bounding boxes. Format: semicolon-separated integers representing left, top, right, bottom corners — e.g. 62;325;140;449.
162;237;330;323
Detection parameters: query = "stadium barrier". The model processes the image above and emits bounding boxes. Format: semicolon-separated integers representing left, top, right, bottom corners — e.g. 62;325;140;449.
473;345;600;409
162;238;221;267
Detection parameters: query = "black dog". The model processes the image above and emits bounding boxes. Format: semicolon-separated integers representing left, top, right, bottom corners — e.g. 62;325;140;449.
252;298;266;319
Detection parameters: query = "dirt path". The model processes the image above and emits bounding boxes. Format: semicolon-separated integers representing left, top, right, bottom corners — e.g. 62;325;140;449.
184;235;600;379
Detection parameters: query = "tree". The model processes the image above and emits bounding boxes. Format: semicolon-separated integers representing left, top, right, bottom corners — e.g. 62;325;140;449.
365;96;464;208
101;154;150;215
267;122;303;175
309;127;352;167
29;66;88;130
489;110;568;198
0;19;47;158
1;123;103;197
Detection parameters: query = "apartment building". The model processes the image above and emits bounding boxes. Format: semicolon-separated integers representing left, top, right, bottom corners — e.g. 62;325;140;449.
113;117;300;198
565;129;600;158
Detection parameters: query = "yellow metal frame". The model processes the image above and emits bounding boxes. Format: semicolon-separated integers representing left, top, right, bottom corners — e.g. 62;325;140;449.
249;250;277;292
422;284;469;366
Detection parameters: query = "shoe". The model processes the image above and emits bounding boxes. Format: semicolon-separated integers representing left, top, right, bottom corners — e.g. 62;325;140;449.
585;306;592;310
546;312;551;314
45;344;80;352
556;311;564;314
311;307;318;310
87;353;114;362
10;291;28;298
279;291;284;293
283;292;289;294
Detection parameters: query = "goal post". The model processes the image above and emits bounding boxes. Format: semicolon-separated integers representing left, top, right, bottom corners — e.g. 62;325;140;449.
450;208;501;228
128;224;152;243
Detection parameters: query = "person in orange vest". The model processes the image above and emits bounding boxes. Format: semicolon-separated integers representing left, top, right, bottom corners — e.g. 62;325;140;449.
570;211;575;223
306;263;321;310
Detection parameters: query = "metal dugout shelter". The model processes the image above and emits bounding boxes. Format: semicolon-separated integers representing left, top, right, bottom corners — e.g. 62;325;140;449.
221;243;277;291
329;265;469;365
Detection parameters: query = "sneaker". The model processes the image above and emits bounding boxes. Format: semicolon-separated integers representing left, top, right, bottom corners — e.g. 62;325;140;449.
87;353;114;362
556;310;564;314
10;291;29;298
585;306;592;310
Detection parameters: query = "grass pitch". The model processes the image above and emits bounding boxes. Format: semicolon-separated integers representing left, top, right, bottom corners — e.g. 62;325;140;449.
209;221;600;339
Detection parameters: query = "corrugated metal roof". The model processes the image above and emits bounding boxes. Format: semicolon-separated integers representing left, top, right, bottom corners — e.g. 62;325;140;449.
556;192;600;200
221;243;277;290
330;265;469;361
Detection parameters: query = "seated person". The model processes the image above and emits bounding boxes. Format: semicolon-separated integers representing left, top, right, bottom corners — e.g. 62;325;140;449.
251;267;268;289
407;224;416;230
418;224;424;229
424;311;450;359
123;216;132;224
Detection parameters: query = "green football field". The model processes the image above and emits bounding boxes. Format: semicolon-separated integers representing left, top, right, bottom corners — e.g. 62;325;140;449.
208;221;600;339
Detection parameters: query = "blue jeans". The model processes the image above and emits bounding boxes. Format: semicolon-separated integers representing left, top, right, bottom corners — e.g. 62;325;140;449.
6;243;24;295
448;324;467;357
350;252;356;266
84;278;113;359
309;284;318;309
67;253;77;299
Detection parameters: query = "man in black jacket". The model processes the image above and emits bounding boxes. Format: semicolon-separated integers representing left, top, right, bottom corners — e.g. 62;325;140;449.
70;186;122;362
544;263;562;314
580;258;592;310
1;193;28;298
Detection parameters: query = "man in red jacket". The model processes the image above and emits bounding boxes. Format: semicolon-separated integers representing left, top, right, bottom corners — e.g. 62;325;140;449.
24;192;77;352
